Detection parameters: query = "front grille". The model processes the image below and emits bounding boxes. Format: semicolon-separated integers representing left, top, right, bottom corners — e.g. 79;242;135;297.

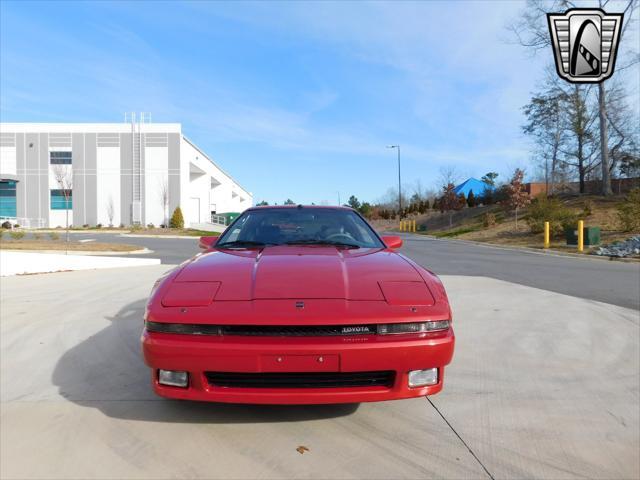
146;321;376;336
220;325;376;336
205;371;395;389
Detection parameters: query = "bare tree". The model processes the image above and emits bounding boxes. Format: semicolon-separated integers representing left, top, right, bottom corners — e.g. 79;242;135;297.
159;179;169;226
561;84;599;193
52;164;73;244
376;186;409;216
439;183;464;228
437;166;460;190
523;75;568;194
106;195;115;228
510;0;639;196
604;82;640;186
505;169;531;230
411;180;427;200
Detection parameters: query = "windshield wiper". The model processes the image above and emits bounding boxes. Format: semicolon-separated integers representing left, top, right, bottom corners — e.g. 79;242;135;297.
284;239;361;249
216;240;271;249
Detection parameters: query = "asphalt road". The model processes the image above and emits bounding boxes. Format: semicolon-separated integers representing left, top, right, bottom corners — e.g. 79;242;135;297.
399;234;640;311
62;231;640;310
2;266;638;479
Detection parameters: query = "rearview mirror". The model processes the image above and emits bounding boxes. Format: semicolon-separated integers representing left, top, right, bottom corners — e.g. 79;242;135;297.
199;236;219;249
382;235;402;249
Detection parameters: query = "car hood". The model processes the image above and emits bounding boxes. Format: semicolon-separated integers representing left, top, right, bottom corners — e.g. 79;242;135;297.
173;246;429;302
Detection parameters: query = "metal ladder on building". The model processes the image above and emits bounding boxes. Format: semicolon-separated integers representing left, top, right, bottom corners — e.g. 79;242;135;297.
127;112;150;224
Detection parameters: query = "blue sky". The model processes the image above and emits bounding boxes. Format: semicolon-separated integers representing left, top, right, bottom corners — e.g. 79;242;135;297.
1;1;638;205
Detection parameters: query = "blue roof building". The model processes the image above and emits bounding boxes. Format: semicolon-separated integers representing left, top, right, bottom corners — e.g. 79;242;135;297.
453;178;494;198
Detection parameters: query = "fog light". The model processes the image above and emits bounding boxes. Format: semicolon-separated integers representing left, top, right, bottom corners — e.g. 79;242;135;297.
158;369;189;388
408;368;438;387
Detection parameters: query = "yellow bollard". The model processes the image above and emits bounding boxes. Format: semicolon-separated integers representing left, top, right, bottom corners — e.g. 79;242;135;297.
577;220;584;252
399;220;404;232
412;219;416;233
544;221;550;249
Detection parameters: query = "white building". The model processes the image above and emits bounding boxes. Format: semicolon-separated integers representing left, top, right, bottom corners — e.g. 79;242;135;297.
0;122;252;228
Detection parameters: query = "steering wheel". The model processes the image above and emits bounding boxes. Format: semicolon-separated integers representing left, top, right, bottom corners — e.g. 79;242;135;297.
325;233;355;243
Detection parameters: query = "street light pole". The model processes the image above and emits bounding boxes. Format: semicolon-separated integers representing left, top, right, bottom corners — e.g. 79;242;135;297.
386;145;401;218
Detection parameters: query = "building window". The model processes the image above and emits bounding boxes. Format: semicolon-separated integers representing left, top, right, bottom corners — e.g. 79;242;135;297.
0;180;17;217
51;189;72;210
50;151;72;164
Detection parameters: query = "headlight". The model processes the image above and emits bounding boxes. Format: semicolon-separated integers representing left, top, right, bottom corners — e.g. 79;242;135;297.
377;320;450;335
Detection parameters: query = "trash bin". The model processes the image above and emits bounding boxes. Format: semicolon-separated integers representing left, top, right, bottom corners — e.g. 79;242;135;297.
565;226;601;246
220;212;241;225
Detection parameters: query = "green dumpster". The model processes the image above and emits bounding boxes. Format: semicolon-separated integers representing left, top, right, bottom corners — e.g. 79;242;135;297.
565;226;601;246
220;212;241;225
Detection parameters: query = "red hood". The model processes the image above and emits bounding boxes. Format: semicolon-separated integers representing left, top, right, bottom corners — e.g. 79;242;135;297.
174;246;426;301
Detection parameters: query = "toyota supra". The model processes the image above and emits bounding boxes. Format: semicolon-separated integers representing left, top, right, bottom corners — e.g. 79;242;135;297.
142;205;454;404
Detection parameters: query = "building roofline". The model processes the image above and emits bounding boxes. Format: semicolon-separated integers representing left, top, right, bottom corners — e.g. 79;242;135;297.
182;135;252;197
0;122;182;133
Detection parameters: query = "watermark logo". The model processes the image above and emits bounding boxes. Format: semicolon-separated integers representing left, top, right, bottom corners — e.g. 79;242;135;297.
547;8;623;83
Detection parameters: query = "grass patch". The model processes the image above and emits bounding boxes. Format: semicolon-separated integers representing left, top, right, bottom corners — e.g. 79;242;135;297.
0;241;140;252
125;228;221;237
432;225;481;238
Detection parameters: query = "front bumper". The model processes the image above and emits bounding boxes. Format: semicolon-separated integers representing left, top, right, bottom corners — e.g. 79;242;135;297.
141;329;455;404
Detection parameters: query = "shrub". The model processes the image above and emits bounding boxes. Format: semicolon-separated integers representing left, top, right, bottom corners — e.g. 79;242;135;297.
95;223;102;229
1;221;11;229
14;224;20;228
33;232;41;240
467;190;476;208
147;223;155;229
582;199;593;217
49;232;60;240
10;230;25;240
482;212;496;228
169;206;185;229
617;188;640;232
526;195;577;236
481;189;494;205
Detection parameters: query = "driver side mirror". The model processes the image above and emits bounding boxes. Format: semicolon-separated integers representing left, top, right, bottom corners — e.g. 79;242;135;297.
199;236;219;249
382;235;402;249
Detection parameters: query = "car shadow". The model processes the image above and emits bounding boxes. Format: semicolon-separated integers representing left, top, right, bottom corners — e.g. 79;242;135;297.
51;298;359;424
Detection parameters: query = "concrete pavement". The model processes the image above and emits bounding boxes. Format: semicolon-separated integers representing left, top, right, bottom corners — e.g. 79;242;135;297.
1;265;638;479
0;250;160;276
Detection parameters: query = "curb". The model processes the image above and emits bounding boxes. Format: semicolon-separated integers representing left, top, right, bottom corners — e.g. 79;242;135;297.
33;229;132;234
122;234;200;239
403;233;640;264
0;248;153;256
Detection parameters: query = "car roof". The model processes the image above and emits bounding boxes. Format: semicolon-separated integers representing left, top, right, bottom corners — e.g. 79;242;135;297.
247;205;354;211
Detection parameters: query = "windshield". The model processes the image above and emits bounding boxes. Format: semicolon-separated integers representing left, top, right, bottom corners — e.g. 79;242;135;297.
217;208;384;249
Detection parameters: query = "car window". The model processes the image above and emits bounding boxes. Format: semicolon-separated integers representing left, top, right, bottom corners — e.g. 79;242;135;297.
218;208;383;248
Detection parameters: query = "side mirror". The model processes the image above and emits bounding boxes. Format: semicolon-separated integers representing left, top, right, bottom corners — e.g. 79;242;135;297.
382;235;403;249
199;236;219;249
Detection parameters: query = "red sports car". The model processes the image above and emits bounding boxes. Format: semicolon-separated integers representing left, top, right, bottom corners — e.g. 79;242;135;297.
142;206;454;404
